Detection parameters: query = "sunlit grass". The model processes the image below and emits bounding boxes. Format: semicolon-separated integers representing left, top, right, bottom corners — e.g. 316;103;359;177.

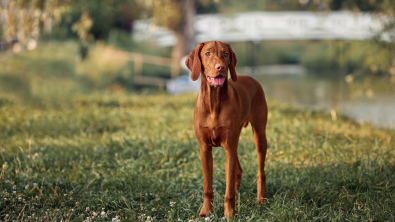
0;93;394;221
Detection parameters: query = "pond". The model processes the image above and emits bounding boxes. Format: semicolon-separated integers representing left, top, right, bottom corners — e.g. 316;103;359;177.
248;65;395;129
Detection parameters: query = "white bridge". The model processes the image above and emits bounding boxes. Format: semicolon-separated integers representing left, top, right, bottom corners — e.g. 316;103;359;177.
133;11;392;46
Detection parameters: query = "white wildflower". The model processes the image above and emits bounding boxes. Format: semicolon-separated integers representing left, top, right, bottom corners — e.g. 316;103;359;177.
112;216;121;222
170;201;176;207
86;207;90;211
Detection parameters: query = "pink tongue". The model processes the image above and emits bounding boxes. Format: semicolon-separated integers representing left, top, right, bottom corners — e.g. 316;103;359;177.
208;76;225;85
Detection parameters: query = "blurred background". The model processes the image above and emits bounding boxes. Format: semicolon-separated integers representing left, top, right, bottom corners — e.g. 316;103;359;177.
0;0;394;128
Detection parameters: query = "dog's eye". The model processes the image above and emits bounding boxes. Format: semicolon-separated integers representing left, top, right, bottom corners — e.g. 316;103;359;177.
205;52;210;56
224;52;229;57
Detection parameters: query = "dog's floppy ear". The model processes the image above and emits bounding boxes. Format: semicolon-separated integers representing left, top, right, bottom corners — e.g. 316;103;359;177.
185;43;204;81
226;43;237;82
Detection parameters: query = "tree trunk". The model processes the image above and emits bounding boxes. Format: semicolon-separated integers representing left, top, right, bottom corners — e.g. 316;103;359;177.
171;0;195;78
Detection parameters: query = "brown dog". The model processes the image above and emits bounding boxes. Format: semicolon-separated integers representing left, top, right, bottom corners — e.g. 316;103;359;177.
185;41;268;217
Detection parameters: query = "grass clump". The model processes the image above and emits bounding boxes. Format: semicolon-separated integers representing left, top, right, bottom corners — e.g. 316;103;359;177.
0;93;394;221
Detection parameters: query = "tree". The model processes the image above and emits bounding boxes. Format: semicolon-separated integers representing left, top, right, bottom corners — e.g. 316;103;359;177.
72;10;93;60
137;0;197;78
0;0;69;50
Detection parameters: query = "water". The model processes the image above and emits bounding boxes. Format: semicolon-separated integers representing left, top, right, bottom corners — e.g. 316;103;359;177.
242;66;395;129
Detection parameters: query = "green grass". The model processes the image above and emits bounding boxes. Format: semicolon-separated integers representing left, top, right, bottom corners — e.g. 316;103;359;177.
0;93;394;221
0;42;394;221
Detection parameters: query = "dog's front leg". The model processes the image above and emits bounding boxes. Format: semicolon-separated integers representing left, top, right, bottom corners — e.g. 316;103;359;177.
199;144;213;217
224;146;237;218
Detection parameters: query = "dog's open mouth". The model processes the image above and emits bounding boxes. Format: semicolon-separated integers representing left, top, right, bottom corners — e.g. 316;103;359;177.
207;75;225;86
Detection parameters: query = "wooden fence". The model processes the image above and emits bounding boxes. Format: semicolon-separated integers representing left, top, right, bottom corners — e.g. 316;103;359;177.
105;51;179;88
0;41;10;53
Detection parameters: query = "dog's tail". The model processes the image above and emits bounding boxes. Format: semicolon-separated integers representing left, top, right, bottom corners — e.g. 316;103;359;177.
243;121;249;128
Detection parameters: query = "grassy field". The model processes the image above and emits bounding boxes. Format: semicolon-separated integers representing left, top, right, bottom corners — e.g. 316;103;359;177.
0;92;394;221
0;42;394;221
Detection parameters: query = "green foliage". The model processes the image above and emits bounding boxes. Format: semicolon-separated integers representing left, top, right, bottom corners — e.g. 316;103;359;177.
222;41;304;67
330;0;395;12
216;0;317;13
0;93;394;221
0;0;66;44
216;0;395;13
108;29;172;58
0;41;174;107
45;0;142;41
300;41;340;70
300;40;395;74
219;40;392;74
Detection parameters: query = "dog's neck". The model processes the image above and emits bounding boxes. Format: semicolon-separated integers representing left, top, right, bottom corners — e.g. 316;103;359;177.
200;73;229;115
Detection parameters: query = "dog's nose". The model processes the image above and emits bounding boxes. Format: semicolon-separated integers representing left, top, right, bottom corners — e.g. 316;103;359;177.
215;64;225;71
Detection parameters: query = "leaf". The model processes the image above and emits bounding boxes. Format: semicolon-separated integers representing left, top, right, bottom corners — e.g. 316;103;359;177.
72;217;83;222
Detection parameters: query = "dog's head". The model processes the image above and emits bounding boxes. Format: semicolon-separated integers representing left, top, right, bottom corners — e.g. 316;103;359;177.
185;41;237;85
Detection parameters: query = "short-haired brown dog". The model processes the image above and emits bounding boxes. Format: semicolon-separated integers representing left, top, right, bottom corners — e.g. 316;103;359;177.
185;41;268;218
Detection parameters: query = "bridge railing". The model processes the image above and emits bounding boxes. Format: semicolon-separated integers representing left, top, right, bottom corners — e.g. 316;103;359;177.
133;11;392;46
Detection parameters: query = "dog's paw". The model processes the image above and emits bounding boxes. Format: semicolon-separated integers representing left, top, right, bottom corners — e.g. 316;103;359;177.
199;202;213;217
224;200;236;218
257;197;266;205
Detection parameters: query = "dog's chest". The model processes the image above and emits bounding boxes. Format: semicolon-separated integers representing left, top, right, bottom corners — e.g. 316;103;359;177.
201;125;226;147
198;114;233;147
